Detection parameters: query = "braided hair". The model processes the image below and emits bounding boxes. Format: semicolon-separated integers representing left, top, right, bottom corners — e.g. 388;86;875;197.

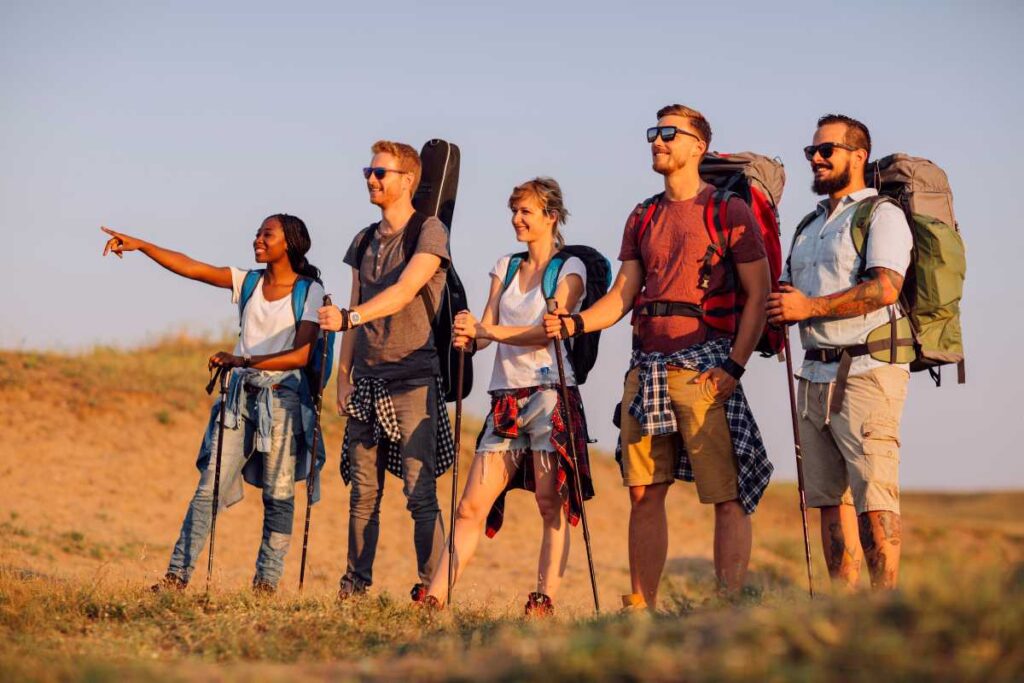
269;213;322;284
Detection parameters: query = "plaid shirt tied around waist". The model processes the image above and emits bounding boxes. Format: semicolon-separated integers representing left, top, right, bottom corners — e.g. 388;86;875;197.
339;376;455;484
622;336;773;514
482;385;595;537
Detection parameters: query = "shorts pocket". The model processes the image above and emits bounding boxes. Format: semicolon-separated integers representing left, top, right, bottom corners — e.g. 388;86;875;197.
861;414;901;460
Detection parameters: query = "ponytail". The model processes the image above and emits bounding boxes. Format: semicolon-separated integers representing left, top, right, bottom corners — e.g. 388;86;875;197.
269;213;323;284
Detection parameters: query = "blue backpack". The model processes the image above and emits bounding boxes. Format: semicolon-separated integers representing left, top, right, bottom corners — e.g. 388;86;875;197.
239;270;335;390
501;246;612;385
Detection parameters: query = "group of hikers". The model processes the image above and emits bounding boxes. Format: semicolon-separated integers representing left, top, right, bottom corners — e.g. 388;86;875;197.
101;102;966;613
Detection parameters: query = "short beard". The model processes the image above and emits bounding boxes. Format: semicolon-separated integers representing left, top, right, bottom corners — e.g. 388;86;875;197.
812;165;851;195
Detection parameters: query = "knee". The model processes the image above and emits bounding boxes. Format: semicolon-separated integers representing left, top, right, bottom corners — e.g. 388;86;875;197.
714;500;746;520
455;498;486;524
534;490;564;524
629;484;667;510
349;484;382;513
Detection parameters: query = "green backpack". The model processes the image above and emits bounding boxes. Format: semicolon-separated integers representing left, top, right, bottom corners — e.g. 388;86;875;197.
793;153;967;386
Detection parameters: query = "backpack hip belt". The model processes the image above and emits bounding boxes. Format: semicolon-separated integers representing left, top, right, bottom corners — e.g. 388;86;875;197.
637;301;704;318
804;333;914;415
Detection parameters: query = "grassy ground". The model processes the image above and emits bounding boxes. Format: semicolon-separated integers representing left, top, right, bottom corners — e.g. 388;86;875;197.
1;336;1022;681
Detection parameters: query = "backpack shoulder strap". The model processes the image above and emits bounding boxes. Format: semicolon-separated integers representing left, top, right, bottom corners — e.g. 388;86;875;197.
634;193;664;251
502;252;528;291
850;195;896;278
704;189;738;258
290;277;312;329
354;224;378;269
401;212;430;264
541;251;571;300
783;208;824;280
238;270;264;322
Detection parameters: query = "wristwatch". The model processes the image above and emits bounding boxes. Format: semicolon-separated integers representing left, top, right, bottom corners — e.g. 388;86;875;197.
242;354;252;368
348;309;362;327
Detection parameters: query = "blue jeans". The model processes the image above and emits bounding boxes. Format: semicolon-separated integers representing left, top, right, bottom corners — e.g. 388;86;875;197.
167;384;301;586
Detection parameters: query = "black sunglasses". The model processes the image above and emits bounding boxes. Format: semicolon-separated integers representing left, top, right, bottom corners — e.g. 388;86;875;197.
647;126;701;144
803;142;859;161
362;166;409;180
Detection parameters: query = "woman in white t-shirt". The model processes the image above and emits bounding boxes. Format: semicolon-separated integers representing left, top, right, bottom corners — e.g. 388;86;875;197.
101;214;326;594
423;178;595;615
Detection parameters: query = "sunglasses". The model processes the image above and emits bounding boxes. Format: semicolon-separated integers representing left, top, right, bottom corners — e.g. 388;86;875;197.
646;126;702;144
803;142;859;161
362;166;409;180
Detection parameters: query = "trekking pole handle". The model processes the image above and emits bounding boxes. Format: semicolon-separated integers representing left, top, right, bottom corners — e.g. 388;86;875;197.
205;365;224;395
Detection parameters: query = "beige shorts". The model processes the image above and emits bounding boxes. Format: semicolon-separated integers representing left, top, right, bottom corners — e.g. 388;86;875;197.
798;365;908;514
619;367;739;504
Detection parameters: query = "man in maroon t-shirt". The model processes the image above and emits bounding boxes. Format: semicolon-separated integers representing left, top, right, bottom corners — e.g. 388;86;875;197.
545;104;770;609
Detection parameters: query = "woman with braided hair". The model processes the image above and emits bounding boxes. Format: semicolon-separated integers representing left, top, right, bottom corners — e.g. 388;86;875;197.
100;213;327;594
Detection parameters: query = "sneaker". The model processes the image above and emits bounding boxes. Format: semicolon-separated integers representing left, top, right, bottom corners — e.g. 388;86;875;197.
150;573;188;593
252;579;276;596
337;574;369;602
410;583;428;603
524;591;554;616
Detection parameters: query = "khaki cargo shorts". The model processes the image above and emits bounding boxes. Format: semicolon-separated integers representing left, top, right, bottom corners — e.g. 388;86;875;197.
619;367;739;504
798;365;908;514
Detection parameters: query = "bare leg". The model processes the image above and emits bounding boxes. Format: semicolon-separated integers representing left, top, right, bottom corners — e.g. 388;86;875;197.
628;483;670;609
713;500;751;595
532;452;570;598
820;504;862;590
425;450;518;605
859;510;901;590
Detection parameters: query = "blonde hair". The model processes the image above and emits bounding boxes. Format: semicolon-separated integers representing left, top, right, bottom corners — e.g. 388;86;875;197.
371;140;422;193
508;177;570;248
656;103;712;149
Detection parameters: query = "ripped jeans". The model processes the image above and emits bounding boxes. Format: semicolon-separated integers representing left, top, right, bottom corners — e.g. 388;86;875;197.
167;384;301;587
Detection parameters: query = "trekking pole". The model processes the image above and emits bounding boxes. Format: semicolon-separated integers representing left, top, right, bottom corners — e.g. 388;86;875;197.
546;299;600;614
299;294;332;591
782;327;815;598
205;364;229;595
447;346;465;605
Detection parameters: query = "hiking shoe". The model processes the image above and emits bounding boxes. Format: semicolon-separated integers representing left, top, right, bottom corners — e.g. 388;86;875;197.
415;594;443;611
151;573;188;593
524;591;554;617
337;574;369;602
410;583;428;603
621;593;648;612
252;579;276;596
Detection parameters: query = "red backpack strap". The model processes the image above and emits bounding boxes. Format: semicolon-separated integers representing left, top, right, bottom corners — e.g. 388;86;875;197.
634;193;663;251
697;189;737;290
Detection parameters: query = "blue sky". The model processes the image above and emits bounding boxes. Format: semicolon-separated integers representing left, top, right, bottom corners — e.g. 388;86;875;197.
2;0;1021;489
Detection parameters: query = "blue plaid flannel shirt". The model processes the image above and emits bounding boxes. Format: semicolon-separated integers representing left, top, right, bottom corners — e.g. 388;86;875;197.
619;336;773;514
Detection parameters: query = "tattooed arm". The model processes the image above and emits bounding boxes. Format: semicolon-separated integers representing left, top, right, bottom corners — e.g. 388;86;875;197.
766;267;903;324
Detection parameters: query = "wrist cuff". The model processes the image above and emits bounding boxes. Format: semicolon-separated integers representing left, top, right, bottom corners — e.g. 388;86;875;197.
721;357;746;380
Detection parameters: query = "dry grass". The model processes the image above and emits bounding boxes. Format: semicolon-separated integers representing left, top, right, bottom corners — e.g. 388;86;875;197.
1;336;1022;681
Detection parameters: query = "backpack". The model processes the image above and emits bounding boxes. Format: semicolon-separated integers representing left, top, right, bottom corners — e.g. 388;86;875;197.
354;212;473;402
790;153;966;385
632;151;787;357
501;246;613;385
238;271;336;390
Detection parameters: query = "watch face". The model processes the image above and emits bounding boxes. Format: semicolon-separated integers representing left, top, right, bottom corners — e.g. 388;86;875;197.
349;311;361;325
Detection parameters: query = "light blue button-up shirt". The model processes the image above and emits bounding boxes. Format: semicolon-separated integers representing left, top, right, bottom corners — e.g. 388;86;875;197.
781;188;913;383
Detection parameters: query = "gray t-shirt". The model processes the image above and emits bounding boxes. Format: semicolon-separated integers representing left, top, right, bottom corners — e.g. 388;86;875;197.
343;214;450;381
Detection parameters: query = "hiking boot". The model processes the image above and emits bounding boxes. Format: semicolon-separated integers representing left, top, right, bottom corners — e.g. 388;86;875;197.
151;573;188;593
621;593;648;612
252;579;276;596
337;574;369;602
410;583;428;603
524;591;554;617
415;594;443;611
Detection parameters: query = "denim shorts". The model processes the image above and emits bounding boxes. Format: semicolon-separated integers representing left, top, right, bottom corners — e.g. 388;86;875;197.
477;388;558;453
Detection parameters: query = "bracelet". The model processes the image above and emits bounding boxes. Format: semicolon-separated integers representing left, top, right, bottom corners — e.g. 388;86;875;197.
559;313;586;339
340;308;351;331
721;357;746;380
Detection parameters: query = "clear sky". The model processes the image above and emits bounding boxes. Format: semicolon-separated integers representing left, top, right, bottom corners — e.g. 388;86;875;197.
2;0;1021;489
